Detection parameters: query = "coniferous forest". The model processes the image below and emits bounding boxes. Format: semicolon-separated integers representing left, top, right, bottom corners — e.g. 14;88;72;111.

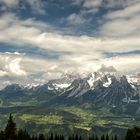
0;114;140;140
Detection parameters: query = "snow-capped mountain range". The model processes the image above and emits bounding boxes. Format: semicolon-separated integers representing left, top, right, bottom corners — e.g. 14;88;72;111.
0;66;140;106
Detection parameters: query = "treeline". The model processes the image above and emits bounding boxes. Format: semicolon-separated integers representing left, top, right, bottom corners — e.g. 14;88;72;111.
0;114;140;140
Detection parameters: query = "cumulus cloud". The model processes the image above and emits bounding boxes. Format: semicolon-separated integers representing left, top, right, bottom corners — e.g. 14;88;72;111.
100;1;140;37
0;13;140;66
72;0;102;16
0;52;140;86
0;54;27;77
0;13;140;54
67;13;86;25
0;70;7;77
101;55;140;74
5;51;25;56
0;0;46;14
83;0;102;9
0;0;19;7
105;0;140;8
106;3;140;19
24;0;46;15
5;58;27;76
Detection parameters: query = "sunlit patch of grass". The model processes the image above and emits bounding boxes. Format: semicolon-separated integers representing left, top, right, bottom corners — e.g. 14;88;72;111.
74;125;91;131
19;114;63;125
95;119;111;126
63;106;95;120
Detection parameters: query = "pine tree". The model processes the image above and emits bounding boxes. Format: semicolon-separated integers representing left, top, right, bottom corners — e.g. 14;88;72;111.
17;129;31;140
114;135;117;140
38;134;45;140
79;136;82;140
95;135;98;140
68;136;72;140
17;129;25;140
60;135;64;140
111;136;114;140
5;114;17;140
106;134;109;140
101;135;105;140
0;130;6;140
125;128;135;140
49;133;54;140
75;134;78;140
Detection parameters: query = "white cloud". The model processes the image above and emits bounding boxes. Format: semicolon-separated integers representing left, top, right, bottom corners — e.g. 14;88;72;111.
0;13;140;54
83;0;102;9
0;70;7;77
100;1;140;37
106;0;140;8
101;55;140;74
0;0;46;14
25;0;46;15
0;53;27;77
5;58;27;76
67;13;86;25
106;3;140;19
0;52;140;86
5;51;25;56
0;0;18;7
73;0;103;9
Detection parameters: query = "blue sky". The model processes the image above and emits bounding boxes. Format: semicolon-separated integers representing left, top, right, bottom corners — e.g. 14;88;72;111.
0;0;140;87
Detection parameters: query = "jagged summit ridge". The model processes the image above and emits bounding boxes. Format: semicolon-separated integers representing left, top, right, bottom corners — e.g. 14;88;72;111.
0;68;140;106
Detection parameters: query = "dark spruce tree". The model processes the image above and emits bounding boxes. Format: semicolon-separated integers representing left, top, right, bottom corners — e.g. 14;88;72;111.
105;134;109;140
95;135;98;140
114;135;117;140
5;114;17;140
0;130;6;140
101;135;105;140
125;127;140;140
17;129;31;140
38;134;45;140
